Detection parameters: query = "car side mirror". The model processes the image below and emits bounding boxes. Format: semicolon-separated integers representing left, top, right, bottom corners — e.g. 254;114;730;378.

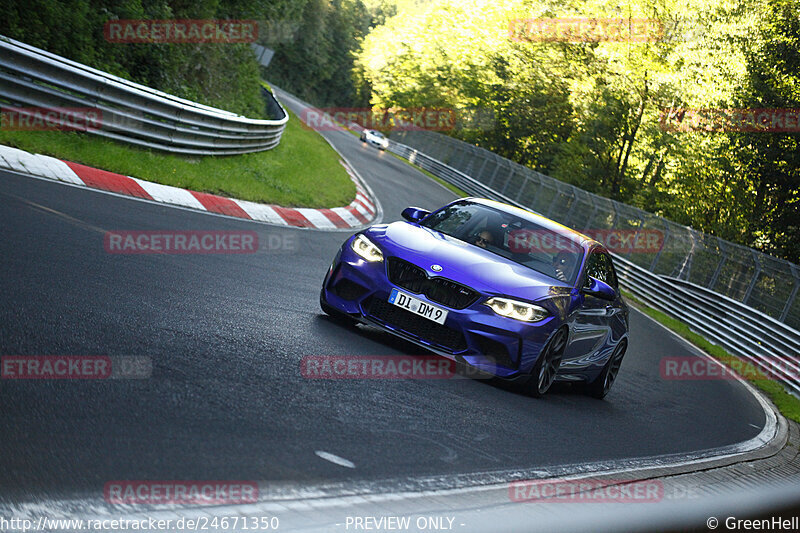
581;277;617;301
401;207;430;223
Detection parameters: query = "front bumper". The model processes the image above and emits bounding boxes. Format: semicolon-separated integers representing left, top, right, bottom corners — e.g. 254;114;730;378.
322;244;559;378
366;138;388;149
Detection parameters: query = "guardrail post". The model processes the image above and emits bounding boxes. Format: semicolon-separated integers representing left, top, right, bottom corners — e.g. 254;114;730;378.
544;185;561;218
649;223;670;272
501;168;515;194
438;135;450;162
435;135;451;164
486;162;501;188
583;196;599;233
515;179;528;201
453;147;467;170
709;238;728;290
476;155;489;182
743;250;763;305
781;264;800;323
563;189;579;225
424;133;436;157
608;202;619;231
675;229;698;280
626;216;645;259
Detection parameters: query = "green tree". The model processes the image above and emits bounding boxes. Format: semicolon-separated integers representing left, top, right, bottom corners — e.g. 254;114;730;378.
731;0;800;261
0;0;277;116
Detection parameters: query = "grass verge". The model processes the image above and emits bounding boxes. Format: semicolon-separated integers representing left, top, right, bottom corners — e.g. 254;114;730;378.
622;290;800;423
0;107;354;208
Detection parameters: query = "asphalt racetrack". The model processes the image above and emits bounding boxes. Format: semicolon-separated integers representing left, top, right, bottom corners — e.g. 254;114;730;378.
0;96;766;505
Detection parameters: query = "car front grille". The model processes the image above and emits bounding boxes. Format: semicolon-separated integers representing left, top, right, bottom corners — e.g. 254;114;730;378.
364;296;467;353
386;258;479;310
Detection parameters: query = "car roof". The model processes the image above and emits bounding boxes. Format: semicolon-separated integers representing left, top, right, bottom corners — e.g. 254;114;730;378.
458;197;600;250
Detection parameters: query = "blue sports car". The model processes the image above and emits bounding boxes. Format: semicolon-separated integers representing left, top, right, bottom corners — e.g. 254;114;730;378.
320;198;630;398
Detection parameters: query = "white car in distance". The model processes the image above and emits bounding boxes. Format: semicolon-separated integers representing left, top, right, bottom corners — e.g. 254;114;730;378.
360;129;389;150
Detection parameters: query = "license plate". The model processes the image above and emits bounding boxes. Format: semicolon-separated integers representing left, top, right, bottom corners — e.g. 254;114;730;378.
388;288;448;325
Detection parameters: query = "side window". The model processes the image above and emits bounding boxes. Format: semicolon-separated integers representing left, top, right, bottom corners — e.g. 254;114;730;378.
421;203;478;237
584;249;618;290
603;253;619;291
584;251;604;287
608;255;619;292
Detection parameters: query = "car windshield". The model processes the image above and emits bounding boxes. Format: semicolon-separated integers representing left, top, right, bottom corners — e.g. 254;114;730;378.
420;201;585;284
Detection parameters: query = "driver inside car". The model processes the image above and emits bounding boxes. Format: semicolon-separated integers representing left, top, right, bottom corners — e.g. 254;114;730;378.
552;249;577;283
473;230;495;249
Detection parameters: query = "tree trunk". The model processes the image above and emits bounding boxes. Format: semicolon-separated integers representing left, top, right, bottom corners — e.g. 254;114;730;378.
616;89;647;198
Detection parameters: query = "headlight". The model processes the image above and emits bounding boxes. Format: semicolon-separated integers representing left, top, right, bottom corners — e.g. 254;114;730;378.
484;297;548;322
351;234;383;262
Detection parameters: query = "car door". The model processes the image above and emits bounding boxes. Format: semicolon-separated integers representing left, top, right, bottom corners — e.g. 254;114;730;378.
563;247;621;369
600;251;629;347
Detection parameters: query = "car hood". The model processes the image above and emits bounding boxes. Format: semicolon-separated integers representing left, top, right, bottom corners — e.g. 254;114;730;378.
365;222;572;302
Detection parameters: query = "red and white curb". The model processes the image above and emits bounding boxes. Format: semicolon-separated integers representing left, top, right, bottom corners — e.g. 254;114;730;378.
0;144;378;230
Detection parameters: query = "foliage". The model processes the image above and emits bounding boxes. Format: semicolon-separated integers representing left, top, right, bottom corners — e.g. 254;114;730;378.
354;0;800;263
0;0;277;117
264;0;395;106
730;0;800;261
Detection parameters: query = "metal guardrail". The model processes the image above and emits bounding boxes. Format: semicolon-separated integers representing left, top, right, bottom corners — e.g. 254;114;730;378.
386;139;800;394
615;256;800;394
0;35;288;155
391;129;800;332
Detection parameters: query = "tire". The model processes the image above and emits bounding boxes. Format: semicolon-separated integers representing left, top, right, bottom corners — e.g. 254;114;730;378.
584;340;627;399
319;289;357;327
524;328;567;398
